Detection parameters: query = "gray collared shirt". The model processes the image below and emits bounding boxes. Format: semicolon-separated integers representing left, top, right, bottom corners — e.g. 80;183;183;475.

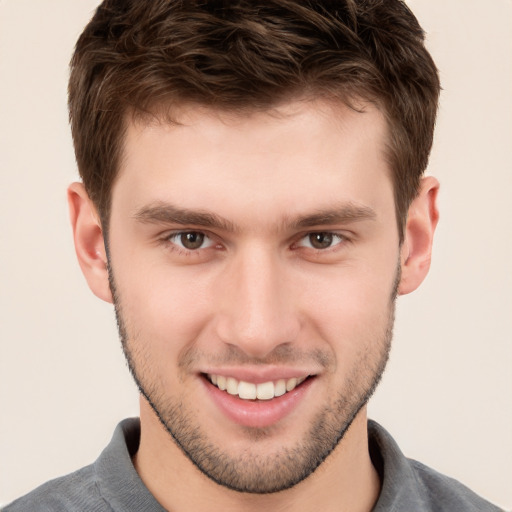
3;418;504;511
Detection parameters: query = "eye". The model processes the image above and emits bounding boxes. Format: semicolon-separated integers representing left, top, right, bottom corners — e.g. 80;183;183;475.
168;231;215;250
298;232;345;250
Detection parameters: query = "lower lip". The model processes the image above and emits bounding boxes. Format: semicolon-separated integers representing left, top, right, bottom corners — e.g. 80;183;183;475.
202;376;314;428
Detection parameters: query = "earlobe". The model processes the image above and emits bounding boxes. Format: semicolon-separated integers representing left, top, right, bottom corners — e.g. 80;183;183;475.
68;182;113;303
398;176;440;295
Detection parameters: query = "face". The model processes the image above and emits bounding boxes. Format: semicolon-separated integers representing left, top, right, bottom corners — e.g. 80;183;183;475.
107;100;401;493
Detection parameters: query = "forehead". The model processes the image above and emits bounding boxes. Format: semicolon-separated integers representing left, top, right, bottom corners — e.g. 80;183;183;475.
113;99;393;229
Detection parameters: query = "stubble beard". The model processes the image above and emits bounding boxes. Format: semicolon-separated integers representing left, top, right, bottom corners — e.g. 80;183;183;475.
108;263;397;494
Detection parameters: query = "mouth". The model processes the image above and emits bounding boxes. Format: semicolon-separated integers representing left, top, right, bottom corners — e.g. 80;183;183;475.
201;371;316;428
205;373;310;401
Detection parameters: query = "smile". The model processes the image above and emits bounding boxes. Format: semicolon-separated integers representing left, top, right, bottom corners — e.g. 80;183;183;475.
207;374;308;400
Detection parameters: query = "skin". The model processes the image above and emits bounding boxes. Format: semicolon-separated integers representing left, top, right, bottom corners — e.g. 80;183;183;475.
69;99;439;512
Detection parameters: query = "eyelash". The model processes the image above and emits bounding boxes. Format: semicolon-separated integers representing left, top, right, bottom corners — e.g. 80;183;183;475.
294;232;346;251
159;230;350;256
162;231;219;256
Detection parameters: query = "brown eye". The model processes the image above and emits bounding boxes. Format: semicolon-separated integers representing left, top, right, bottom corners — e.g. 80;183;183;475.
166;231;217;254
170;231;206;251
308;232;334;249
180;232;205;250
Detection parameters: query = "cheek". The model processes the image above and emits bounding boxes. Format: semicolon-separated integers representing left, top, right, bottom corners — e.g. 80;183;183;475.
298;260;397;355
113;253;215;355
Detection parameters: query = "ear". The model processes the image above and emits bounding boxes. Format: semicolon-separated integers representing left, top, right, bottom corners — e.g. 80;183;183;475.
68;182;113;303
398;176;440;295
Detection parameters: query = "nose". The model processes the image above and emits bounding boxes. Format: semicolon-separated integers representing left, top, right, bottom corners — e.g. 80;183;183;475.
214;244;300;359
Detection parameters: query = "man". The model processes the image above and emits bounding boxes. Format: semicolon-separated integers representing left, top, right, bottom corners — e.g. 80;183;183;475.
3;0;504;511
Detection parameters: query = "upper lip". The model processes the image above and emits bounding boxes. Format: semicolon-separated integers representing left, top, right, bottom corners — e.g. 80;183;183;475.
200;366;317;384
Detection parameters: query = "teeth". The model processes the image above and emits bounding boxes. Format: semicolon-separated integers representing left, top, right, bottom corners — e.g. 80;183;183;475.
274;379;286;397
256;381;274;400
239;381;257;400
217;375;226;391
226;377;238;395
286;377;297;391
207;374;308;400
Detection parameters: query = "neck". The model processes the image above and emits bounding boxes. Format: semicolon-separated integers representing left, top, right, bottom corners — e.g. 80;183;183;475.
133;398;380;512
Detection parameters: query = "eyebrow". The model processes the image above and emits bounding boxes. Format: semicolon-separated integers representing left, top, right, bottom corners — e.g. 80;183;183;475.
291;203;377;229
134;203;238;232
133;201;376;232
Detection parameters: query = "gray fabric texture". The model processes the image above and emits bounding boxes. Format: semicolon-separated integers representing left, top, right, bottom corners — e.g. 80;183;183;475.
3;418;504;511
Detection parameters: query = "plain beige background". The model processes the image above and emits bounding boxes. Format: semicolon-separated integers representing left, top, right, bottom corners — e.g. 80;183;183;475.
1;0;511;509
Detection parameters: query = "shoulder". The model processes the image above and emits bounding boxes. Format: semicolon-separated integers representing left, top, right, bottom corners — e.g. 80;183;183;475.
368;420;505;512
2;465;108;512
2;418;162;512
407;458;505;512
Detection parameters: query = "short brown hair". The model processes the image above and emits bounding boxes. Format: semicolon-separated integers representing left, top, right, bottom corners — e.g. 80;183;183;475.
69;0;440;240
